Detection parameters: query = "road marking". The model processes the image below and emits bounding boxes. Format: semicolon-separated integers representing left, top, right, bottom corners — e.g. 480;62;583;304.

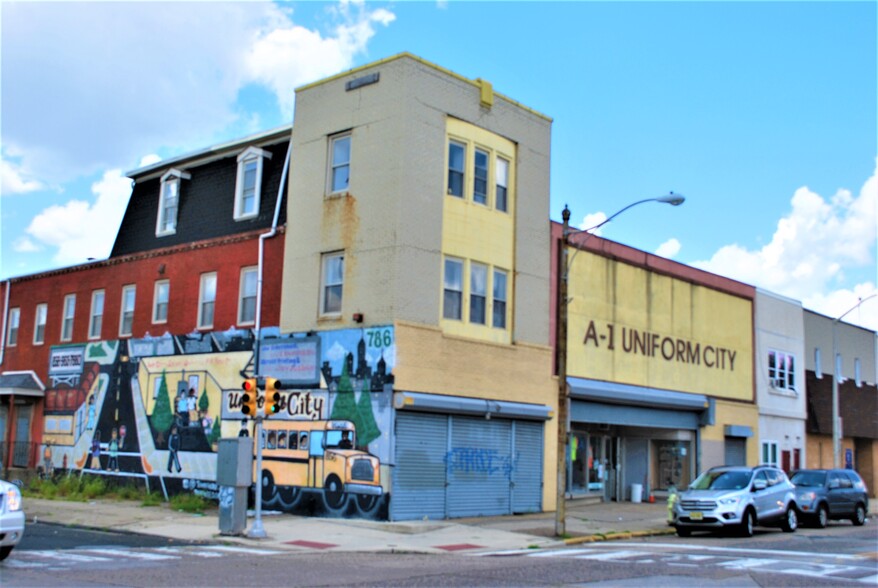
573;550;648;561
27;550;112;563
612;541;862;560
82;548;176;560
152;546;222;558
716;557;779;569
204;545;284;555
474;543;878;584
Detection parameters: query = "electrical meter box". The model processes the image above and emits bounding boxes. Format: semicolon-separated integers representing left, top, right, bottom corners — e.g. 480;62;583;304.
217;437;253;487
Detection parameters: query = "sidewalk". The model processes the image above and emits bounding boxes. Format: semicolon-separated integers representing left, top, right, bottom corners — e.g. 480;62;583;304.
24;497;674;554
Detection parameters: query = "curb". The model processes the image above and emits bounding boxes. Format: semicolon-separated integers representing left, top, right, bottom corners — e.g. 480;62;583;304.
563;527;675;545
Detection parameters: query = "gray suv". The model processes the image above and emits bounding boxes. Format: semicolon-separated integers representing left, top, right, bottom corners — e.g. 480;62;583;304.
671;465;798;537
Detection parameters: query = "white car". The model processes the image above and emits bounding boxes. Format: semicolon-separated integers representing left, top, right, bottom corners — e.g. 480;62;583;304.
0;479;25;561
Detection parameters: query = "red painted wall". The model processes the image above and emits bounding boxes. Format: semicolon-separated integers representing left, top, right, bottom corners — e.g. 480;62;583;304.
1;229;285;386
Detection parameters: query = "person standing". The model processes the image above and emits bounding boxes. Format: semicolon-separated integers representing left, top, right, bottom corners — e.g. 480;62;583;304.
107;428;119;472
167;425;182;473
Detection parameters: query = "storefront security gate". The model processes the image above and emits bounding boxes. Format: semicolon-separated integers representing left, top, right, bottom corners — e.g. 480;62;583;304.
391;412;543;520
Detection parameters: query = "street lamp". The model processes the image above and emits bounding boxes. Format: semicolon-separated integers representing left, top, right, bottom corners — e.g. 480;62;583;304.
831;292;877;468
555;193;685;537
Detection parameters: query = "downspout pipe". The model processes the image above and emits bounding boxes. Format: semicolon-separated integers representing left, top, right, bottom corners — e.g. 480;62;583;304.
254;138;292;370
0;279;10;366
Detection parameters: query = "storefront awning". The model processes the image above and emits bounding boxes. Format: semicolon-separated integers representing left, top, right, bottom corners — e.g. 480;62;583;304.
0;370;45;397
394;391;552;421
567;376;710;412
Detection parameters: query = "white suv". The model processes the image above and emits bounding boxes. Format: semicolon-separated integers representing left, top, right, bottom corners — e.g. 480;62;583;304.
671;465;798;537
0;479;25;561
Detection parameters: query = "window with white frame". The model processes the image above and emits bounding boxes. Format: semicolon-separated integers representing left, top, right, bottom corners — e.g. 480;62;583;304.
328;133;351;194
34;303;47;344
445;123;514;213
61;294;76;342
493;269;507;329
473;148;489;205
855;358;862;387
7;308;20;346
470;262;487;324
814;347;822;379
495;157;509;212
235;147;271;220
768;349;796;393
156;169;190;236
89;290;104;339
153;280;169;324
320;253;344;315
198;272;217;329
443;257;463;320
119;285;136;337
238;266;258;325
761;440;779;466
448;141;465;197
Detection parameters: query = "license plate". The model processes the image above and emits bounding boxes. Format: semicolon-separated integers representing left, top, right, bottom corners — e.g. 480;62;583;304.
690;512;703;521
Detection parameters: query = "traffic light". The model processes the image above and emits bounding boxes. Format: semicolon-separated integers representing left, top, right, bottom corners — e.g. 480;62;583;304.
263;377;281;416
241;378;259;417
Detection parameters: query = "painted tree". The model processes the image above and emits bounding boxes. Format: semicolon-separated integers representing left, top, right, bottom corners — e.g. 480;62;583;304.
198;386;209;412
329;362;358;424
209;417;222;446
355;387;381;448
151;370;174;434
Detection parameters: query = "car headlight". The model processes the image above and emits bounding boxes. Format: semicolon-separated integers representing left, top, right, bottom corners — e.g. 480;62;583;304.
5;486;22;512
718;497;740;506
797;491;816;504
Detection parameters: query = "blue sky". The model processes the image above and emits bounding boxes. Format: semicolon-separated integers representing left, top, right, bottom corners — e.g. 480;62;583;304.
2;1;876;329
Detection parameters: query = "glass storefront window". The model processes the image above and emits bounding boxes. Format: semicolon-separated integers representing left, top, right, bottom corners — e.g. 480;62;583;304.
652;440;691;490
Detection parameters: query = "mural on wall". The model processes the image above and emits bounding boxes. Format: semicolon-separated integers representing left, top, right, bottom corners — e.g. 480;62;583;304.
40;326;396;519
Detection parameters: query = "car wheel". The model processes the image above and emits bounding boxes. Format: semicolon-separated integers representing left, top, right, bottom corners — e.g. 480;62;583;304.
815;504;829;528
852;503;866;526
740;508;756;537
676;527;691;537
0;545;13;561
781;506;798;532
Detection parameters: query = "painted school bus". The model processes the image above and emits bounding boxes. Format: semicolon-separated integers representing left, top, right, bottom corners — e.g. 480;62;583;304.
257;419;382;513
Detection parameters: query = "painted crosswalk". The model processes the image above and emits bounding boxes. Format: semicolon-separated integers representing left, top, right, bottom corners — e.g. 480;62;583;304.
473;542;878;584
3;544;285;570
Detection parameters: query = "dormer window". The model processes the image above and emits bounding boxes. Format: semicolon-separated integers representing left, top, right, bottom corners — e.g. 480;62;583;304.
235;146;272;221
157;168;190;236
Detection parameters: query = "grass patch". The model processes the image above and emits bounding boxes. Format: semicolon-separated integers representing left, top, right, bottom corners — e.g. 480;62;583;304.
23;474;160;504
170;492;211;514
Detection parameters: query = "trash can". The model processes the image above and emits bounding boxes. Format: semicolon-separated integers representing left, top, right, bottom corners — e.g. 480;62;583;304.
631;483;643;503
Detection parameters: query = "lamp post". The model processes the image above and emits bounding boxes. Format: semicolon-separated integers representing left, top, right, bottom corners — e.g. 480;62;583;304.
831;292;877;468
555;193;685;537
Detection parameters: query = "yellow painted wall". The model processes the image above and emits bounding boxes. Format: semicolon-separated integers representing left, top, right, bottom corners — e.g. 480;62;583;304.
139;351;251;439
567;252;753;401
441;118;516;344
702;400;761;466
393;321;559;509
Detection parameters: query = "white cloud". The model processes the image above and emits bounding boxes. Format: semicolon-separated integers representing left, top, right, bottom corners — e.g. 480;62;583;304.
655;238;681;259
244;1;395;119
139;154;162;168
12;236;42;253
24;169;132;266
1;156;45;195
693;158;878;329
2;1;395;186
577;212;608;234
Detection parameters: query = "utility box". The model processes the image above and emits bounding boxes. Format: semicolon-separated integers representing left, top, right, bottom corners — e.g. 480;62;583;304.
217;436;253;535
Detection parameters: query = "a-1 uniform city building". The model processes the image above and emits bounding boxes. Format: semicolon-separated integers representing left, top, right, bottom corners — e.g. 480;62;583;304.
551;224;758;501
